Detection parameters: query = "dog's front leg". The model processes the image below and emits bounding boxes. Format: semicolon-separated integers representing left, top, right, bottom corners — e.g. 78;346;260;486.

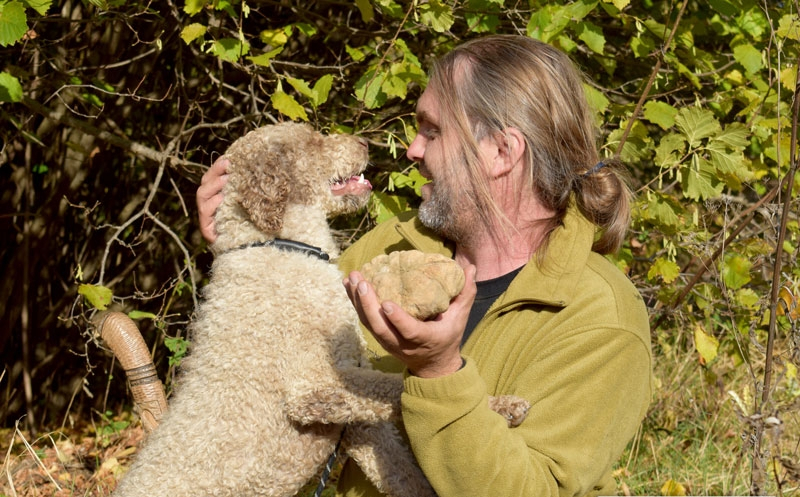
343;421;437;497
284;367;403;425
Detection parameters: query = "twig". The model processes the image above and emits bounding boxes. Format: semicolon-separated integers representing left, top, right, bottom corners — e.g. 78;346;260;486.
2;419;17;497
13;419;62;492
762;54;800;408
613;0;690;158
21;96;207;170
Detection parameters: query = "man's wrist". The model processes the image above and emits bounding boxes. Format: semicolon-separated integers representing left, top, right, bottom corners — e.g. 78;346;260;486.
408;355;465;379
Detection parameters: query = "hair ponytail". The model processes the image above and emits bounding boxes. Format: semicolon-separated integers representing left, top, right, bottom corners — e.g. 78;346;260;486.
573;158;632;254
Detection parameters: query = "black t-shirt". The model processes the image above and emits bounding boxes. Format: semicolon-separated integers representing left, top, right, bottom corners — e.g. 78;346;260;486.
461;266;524;345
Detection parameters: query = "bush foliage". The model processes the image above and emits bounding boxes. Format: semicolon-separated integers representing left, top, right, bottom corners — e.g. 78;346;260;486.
1;0;799;493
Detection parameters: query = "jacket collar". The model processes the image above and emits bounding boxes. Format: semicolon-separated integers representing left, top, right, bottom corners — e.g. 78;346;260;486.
392;207;595;309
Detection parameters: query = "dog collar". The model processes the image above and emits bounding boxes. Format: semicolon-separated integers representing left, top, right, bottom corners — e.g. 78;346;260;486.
231;238;330;261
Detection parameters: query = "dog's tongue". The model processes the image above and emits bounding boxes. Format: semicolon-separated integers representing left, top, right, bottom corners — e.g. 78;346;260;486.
331;175;372;196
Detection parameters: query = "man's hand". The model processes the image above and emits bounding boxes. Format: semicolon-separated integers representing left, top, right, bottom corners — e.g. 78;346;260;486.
343;264;477;378
196;156;229;244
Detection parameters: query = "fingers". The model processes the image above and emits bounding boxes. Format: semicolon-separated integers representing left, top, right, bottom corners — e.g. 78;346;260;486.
344;272;394;336
196;157;230;244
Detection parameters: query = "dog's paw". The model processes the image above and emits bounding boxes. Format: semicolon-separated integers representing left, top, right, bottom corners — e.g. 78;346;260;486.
360;250;465;320
488;395;531;428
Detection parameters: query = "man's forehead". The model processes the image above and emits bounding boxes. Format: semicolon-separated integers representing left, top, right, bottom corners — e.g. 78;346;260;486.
415;90;438;122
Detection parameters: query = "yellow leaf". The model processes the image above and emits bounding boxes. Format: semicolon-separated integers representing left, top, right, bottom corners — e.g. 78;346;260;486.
777;285;798;320
693;324;719;365
78;283;113;310
660;478;687;496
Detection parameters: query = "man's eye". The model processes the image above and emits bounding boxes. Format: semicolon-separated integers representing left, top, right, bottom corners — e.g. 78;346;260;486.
420;126;439;139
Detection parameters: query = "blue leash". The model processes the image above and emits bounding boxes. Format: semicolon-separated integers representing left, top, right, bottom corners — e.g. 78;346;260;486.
314;430;344;497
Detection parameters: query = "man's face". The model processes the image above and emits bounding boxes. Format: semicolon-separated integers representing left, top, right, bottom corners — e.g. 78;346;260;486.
407;88;473;243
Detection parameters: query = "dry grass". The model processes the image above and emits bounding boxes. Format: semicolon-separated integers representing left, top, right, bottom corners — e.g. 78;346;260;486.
613;326;800;496
3;329;800;497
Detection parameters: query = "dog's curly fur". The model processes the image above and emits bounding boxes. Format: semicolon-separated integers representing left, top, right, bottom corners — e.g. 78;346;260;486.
113;122;529;497
113;122;437;497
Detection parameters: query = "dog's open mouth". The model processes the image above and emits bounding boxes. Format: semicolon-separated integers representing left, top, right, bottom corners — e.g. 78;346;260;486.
331;174;372;196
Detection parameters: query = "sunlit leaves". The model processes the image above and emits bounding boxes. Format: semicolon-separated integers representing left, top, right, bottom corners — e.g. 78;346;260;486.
180;23;206;44
576;21;605;54
777;14;800;41
648;257;680;283
418;0;454;33
184;0;207;15
732;43;762;75
721;254;752;290
210;37;250;62
0;71;22;102
370;191;409;224
78;284;113;310
694;324;719;365
286;75;334;109
0;1;27;46
355;0;374;23
675;107;721;148
644;101;678;130
271;88;307;121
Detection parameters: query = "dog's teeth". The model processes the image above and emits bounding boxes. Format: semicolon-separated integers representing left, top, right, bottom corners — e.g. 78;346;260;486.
358;174;366;183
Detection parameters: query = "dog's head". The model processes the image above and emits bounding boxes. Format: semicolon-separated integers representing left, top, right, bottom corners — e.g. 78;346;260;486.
218;122;371;243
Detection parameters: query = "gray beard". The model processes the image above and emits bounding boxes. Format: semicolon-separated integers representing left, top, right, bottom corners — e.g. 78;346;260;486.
418;180;469;244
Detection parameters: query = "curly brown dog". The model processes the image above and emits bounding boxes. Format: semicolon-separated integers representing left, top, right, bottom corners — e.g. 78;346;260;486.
112;122;528;497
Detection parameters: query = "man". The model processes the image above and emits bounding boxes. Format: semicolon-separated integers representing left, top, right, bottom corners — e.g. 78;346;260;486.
198;35;652;497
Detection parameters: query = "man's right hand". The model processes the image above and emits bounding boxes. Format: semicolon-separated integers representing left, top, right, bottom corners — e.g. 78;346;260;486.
196;156;230;244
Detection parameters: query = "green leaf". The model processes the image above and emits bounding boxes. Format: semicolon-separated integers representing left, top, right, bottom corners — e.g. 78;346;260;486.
0;71;23;102
693;324;719;365
721;254;752;290
0;1;28;47
735;288;760;309
389;168;428;196
164;336;189;367
78;284;113;310
464;1;500;34
286;76;314;100
706;141;744;175
311;74;333;108
732;43;762;75
576;21;604;54
645;195;680;229
271;90;308;121
346;45;367;62
643;101;678;130
293;23;317;38
370;191;409;224
648;257;680;284
183;0;207;15
259;28;288;47
675;107;721;148
355;0;374;23
180;23;206;45
605;0;629;9
631;33;655;58
247;46;283;66
583;84;609;117
21;0;52;16
128;310;158;320
777;14;800;42
355;68;387;109
210;38;250;63
418;0;454;33
682;156;723;200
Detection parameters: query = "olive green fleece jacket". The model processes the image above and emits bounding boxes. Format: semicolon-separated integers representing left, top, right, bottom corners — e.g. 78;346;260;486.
335;208;653;497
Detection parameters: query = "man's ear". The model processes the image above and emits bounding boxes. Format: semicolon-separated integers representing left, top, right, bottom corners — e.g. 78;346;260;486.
489;127;526;178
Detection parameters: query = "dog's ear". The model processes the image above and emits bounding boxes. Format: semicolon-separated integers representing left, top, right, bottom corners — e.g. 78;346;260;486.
236;149;293;235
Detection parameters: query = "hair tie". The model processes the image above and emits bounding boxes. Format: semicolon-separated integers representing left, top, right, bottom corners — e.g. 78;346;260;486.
583;161;606;178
